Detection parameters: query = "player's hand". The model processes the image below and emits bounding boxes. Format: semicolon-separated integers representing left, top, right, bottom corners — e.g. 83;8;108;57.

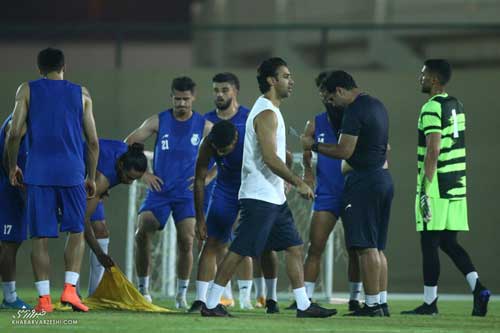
300;135;315;151
296;180;314;200
284;182;292;194
85;178;96;198
97;252;115;269
142;172;164;192
420;192;432;223
195;219;207;242
9;165;24;189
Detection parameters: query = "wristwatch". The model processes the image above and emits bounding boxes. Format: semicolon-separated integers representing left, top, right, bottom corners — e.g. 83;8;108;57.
311;142;319;152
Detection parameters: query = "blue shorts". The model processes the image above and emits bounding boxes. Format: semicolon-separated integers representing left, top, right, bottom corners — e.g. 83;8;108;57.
26;184;86;238
138;191;195;229
229;199;303;257
90;201;105;222
313;194;342;217
0;177;27;242
341;169;393;250
206;187;239;243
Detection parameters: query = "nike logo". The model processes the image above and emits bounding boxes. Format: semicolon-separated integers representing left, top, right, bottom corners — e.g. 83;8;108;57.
345;204;352;210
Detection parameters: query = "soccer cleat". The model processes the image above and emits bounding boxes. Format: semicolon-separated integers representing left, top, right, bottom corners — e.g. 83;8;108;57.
265;299;280;314
34;295;54;313
472;283;491;317
296;303;337;318
60;283;89;312
255;296;266;308
380;303;390;317
188;300;205;313
348;300;361;312
344;304;383;317
1;297;32;310
285;301;297;310
239;299;254;310
220;296;235;308
201;303;233;317
175;295;188;309
401;298;438;315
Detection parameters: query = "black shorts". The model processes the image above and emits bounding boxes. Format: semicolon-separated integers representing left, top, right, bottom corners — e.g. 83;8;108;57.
229;199;303;257
341;169;393;250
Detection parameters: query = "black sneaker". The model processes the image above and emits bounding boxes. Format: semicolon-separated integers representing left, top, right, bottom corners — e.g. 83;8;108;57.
296;303;337;318
200;303;233;317
380;303;390;317
472;282;491;317
344;304;383;317
401;298;438;315
348;300;361;312
188;300;205;313
285;301;297;310
266;299;280;314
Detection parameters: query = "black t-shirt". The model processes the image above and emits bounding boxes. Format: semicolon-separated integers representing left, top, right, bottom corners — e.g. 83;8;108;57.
341;93;388;171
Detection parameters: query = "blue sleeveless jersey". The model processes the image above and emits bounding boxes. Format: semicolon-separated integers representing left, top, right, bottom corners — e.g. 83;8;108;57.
153;109;205;198
96;139;128;189
0;115;27;178
25;79;85;186
204;106;250;192
314;112;344;197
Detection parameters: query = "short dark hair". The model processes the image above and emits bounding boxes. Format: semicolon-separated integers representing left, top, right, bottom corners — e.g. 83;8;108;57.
321;70;357;93
256;57;288;93
171;76;196;93
212;72;240;91
37;48;65;75
315;71;331;88
424;59;452;85
209;120;237;149
119;143;148;173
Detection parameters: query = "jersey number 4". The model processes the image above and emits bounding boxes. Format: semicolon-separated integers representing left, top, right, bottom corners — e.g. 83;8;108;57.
161;139;169;150
3;224;12;235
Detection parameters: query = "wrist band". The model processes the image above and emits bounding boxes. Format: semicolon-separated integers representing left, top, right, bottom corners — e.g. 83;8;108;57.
311;142;319;152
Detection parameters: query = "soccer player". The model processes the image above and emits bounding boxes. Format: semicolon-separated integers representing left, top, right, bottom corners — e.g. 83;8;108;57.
0;115;30;309
126;77;212;308
302;70;393;317
84;140;148;296
288;71;362;311
401;59;490;316
201;57;337;318
7;47;99;312
190;73;254;312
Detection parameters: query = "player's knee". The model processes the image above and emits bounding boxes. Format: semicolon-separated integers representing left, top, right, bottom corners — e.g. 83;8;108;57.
177;237;194;253
286;244;304;258
307;243;325;258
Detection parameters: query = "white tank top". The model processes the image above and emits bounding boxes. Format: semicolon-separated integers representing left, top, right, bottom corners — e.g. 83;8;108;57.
238;95;287;205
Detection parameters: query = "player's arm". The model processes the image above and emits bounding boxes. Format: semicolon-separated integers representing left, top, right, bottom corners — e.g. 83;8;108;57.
82;86;99;198
423;133;441;190
202;120;217;185
3;122;26;175
84;173;114;268
6;83;29;187
255;110;313;199
194;138;213;240
302;119;316;188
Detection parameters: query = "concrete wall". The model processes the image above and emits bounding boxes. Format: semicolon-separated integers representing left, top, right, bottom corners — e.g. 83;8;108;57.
1;68;498;293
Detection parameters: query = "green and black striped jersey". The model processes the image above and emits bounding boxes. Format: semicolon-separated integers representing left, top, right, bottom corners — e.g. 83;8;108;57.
417;93;466;199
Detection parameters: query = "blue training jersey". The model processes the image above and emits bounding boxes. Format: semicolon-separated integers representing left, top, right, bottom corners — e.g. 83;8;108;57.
25;79;85;186
204;106;250;192
96;139;128;189
153;109;205;198
0;115;27;178
314;112;344;197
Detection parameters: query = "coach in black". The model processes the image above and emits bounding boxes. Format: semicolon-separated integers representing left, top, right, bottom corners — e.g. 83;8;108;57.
301;71;394;317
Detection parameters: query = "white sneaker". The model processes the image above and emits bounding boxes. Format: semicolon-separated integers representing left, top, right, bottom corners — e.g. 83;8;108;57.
142;293;152;303
240;299;254;310
175;295;188;309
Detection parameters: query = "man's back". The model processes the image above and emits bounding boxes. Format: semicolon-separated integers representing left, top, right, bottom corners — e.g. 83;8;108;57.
25;78;85;186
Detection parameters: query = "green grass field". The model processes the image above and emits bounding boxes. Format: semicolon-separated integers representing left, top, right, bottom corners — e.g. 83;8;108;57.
1;290;498;333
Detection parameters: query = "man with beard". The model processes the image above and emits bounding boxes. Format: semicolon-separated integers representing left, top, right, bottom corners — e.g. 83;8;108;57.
286;71;363;312
125;77;212;308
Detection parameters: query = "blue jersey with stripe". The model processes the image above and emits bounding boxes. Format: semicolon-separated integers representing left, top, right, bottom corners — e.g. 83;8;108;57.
0;115;27;178
153;109;205;198
25;79;85;186
314;112;344;197
96;139;128;189
204;106;250;192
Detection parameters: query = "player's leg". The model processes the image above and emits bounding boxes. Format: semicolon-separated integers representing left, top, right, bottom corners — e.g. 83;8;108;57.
0;242;30;309
377;176;393;316
303;211;337;299
174;217;195;309
235;256;253;309
59;184;88;312
261;250;279;313
253;257;266;307
88;217;109;296
347;248;362;311
216;246;234;307
135;211;162;302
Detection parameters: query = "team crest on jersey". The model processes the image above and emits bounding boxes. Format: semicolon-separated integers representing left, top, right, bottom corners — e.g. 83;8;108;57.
318;133;325;143
191;133;200;146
